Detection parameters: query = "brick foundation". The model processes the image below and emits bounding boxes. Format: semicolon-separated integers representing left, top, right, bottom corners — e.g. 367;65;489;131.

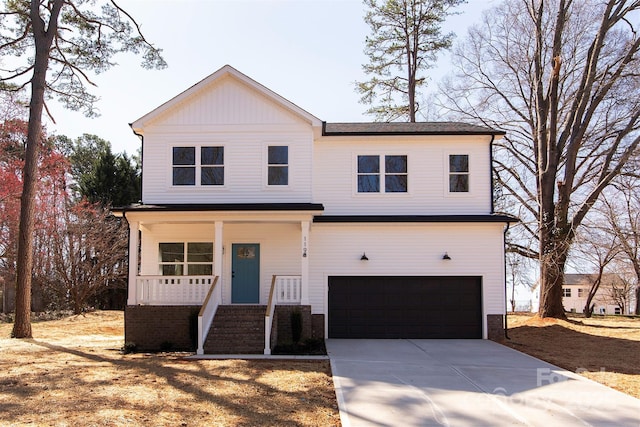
125;305;199;351
274;305;312;344
487;314;505;342
311;314;324;339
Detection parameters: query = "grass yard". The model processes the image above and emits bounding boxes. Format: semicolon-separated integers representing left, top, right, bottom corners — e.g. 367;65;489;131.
0;311;340;427
2;310;639;426
505;312;640;399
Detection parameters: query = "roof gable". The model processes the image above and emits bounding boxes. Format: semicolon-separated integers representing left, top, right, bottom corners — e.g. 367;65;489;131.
131;65;322;131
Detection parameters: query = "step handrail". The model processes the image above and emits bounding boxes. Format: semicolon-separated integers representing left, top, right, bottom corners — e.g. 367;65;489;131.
197;276;219;355
264;275;278;355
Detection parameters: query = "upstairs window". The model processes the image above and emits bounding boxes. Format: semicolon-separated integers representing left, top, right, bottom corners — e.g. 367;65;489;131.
173;147;196;186
159;242;213;276
385;155;408;192
172;146;224;186
562;288;571;297
201;147;224;185
449;154;469;192
268;146;288;185
357;155;379;192
357;155;407;193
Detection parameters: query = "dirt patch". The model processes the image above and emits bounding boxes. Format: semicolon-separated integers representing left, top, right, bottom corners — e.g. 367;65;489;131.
505;313;640;399
0;311;340;426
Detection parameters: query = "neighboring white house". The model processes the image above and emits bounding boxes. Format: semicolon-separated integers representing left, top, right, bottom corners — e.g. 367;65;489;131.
563;274;631;315
113;65;516;354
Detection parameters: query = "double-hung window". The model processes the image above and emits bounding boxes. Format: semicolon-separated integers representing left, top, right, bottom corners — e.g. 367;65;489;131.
267;146;288;186
562;288;571;297
357;155;407;193
159;242;213;276
172;146;224;186
449;154;469;193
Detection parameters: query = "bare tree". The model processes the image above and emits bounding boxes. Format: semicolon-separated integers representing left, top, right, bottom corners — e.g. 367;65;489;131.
602;176;640;314
601;269;633;314
439;0;640;319
50;201;128;314
569;213;623;317
0;0;165;337
357;0;465;122
506;251;535;312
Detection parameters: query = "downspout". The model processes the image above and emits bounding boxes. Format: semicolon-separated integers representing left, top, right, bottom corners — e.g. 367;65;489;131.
503;221;511;340
490;133;511;339
130;125;144;203
489;134;496;214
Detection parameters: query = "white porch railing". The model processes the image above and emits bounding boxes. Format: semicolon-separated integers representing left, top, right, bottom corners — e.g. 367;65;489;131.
197;276;220;355
274;275;302;304
265;275;302;355
136;276;213;305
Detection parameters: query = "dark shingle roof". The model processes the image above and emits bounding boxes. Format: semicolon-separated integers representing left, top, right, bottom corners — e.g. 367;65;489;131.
322;122;505;136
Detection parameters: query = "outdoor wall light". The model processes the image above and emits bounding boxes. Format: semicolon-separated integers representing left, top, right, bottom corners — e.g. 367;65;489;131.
442;252;452;260
361;252;369;261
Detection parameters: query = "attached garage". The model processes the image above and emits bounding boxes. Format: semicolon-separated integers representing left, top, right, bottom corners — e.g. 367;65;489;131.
328;276;482;339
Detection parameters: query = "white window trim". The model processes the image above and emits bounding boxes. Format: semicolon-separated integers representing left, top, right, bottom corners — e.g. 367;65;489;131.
353;153;410;196
444;152;472;196
158;241;214;276
263;144;291;189
168;143;226;189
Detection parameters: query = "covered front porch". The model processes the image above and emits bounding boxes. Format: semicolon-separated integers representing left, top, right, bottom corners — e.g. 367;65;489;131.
116;204;323;354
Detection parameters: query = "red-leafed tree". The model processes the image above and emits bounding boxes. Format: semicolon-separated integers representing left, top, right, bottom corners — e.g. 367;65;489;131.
0;116;70;313
1;1;165;337
0;119;29;308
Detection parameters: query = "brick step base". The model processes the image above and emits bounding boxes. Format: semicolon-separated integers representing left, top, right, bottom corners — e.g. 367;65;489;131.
204;305;266;354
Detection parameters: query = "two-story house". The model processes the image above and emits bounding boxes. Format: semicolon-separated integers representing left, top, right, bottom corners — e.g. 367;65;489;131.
563;273;630;315
113;65;516;354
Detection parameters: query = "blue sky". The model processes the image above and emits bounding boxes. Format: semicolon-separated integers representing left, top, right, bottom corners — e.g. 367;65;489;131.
47;0;495;155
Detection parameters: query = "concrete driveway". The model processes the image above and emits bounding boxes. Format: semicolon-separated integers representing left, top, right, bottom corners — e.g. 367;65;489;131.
326;339;640;427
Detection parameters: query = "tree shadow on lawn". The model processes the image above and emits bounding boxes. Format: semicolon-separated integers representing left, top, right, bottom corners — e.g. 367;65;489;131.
564;318;640;330
2;339;338;426
505;323;640;376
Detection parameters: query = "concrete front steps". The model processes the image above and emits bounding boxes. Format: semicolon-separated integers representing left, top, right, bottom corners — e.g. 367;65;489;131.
203;305;266;354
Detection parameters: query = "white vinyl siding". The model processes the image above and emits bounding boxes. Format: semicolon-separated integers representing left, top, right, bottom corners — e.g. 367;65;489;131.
309;222;507;338
314;136;492;215
142;130;312;204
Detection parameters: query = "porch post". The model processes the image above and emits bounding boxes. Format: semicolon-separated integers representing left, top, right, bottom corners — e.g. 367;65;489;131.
214;221;223;301
127;220;139;305
301;220;310;305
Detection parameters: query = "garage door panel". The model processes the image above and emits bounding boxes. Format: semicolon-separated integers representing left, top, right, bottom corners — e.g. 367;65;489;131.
328;276;482;339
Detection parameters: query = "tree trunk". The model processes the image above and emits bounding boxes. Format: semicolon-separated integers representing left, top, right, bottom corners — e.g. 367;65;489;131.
635;286;640;315
537;216;569;319
538;256;567;319
12;0;59;338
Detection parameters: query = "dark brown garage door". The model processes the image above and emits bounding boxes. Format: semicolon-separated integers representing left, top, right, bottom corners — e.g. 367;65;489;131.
328;276;482;339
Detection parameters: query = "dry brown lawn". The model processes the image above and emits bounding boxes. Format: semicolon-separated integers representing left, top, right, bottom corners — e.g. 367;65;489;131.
505;312;640;399
0;311;340;427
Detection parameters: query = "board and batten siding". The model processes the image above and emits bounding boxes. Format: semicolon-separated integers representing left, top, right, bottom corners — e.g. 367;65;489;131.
308;222;507;338
139;76;315;205
313;135;493;215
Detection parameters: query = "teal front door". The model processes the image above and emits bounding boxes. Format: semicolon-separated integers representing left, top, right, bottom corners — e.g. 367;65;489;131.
231;243;260;303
